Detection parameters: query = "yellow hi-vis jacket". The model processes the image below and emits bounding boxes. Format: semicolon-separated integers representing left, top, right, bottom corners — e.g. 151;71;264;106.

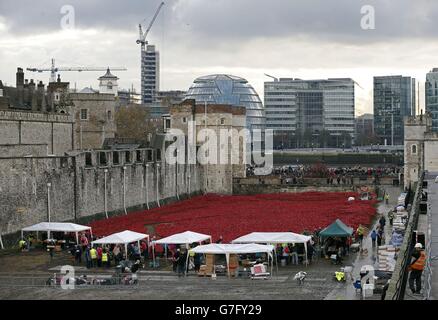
102;252;108;262
90;248;97;259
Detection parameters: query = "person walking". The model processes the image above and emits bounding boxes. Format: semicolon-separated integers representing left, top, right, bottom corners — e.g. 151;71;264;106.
172;249;180;273
385;193;390;205
409;243;426;295
90;246;97;268
102;249;109;268
370;230;377;247
140;241;148;261
178;250;187;277
376;229;383;247
74;244;82;264
357;225;364;246
113;245;121;265
194;253;201;272
379;215;386;231
85;246;92;269
388;211;394;226
80;234;89;252
96;246;103;267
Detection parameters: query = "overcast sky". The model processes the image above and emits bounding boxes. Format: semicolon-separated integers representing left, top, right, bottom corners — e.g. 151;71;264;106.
1;0;438;115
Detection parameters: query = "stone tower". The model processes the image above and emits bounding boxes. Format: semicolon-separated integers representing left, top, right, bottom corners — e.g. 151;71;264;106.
404;114;432;187
98;68;119;96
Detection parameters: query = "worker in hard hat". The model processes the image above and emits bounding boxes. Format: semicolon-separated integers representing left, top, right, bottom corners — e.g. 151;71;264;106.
408;243;426;295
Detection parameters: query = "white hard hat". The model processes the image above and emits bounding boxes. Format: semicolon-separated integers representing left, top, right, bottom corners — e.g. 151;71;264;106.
415;243;423;249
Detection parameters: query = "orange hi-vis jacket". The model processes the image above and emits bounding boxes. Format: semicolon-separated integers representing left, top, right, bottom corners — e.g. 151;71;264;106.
411;251;426;271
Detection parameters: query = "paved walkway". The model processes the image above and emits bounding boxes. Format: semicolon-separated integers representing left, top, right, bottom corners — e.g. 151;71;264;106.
424;173;438;300
324;186;401;300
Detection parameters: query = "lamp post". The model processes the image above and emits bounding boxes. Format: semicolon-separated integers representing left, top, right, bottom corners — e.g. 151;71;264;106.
156;163;161;207
122;166;127;215
47;182;52;222
104;169;108;219
145;164;150;210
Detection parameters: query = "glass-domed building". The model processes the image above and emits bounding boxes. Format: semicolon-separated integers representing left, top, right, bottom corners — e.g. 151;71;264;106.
185;74;266;132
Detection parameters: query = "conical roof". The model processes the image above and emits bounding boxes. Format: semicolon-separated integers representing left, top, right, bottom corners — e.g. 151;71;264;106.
98;68;119;80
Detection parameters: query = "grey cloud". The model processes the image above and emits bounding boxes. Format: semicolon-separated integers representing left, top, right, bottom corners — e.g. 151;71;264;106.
1;0;438;45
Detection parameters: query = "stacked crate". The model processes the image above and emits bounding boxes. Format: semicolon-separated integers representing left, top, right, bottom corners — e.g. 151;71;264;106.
377;245;398;272
198;254;215;277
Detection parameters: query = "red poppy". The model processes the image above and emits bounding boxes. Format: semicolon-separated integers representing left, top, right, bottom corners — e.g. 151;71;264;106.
89;192;377;243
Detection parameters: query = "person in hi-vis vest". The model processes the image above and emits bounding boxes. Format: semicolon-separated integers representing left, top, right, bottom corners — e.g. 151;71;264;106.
408;243;426;295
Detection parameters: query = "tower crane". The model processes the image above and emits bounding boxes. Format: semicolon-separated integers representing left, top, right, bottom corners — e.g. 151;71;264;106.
136;2;165;51
27;58;127;83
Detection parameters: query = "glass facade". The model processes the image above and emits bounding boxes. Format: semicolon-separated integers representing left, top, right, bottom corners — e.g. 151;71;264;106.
185;74;266;132
426;69;438;132
373;76;415;145
264;78;355;148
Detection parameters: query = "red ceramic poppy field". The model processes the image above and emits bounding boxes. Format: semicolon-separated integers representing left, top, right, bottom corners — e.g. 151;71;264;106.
89;192;378;243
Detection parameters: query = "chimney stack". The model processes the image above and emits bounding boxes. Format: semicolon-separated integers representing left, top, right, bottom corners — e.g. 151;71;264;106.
16;67;24;87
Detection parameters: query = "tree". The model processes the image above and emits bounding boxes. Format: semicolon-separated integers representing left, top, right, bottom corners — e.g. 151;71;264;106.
355;132;379;146
318;130;331;148
115;104;161;140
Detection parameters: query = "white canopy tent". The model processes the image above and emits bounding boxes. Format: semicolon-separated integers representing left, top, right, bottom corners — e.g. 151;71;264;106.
21;222;92;244
92;230;149;259
232;232;312;267
151;231;212;265
189;243;275;277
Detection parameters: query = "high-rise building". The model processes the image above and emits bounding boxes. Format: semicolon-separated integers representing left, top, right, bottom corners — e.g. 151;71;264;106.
141;45;160;104
425;68;438;131
264;78;355;148
373;75;416;145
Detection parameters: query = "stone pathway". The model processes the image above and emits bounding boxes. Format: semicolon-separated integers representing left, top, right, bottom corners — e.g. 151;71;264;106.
324;186;401;300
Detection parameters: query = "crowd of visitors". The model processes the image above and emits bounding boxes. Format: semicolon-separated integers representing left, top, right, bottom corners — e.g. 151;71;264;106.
68;233;150;269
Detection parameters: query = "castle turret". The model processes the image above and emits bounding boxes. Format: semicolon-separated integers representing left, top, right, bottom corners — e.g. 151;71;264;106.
98;68;119;96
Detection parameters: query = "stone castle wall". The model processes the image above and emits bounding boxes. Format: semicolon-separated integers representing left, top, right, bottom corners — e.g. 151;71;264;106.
0;110;74;156
0;148;203;236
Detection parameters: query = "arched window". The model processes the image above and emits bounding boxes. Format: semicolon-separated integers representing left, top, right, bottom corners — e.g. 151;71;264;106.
107;82;113;90
107;110;112;121
412;144;417;154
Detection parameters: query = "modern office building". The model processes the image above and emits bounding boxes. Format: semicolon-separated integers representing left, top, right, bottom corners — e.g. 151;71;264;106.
141;45;160;104
425;68;438;132
185;74;265;133
373;75;416;146
264;78;355;148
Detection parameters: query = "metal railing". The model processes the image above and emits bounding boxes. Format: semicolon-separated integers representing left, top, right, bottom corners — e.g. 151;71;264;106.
423;200;433;299
386;173;423;300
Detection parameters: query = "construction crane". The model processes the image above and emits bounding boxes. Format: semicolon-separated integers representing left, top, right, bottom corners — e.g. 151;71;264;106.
27;58;127;83
136;2;165;51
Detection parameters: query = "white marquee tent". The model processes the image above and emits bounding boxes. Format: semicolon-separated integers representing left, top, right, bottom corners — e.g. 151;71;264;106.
232;232;312;266
189;243;275;276
151;231;212;264
92;230;149;259
21;222;92;244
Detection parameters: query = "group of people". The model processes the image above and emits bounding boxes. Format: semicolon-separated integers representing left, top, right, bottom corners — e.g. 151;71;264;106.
370;215;386;248
68;233;150;269
276;241;315;265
